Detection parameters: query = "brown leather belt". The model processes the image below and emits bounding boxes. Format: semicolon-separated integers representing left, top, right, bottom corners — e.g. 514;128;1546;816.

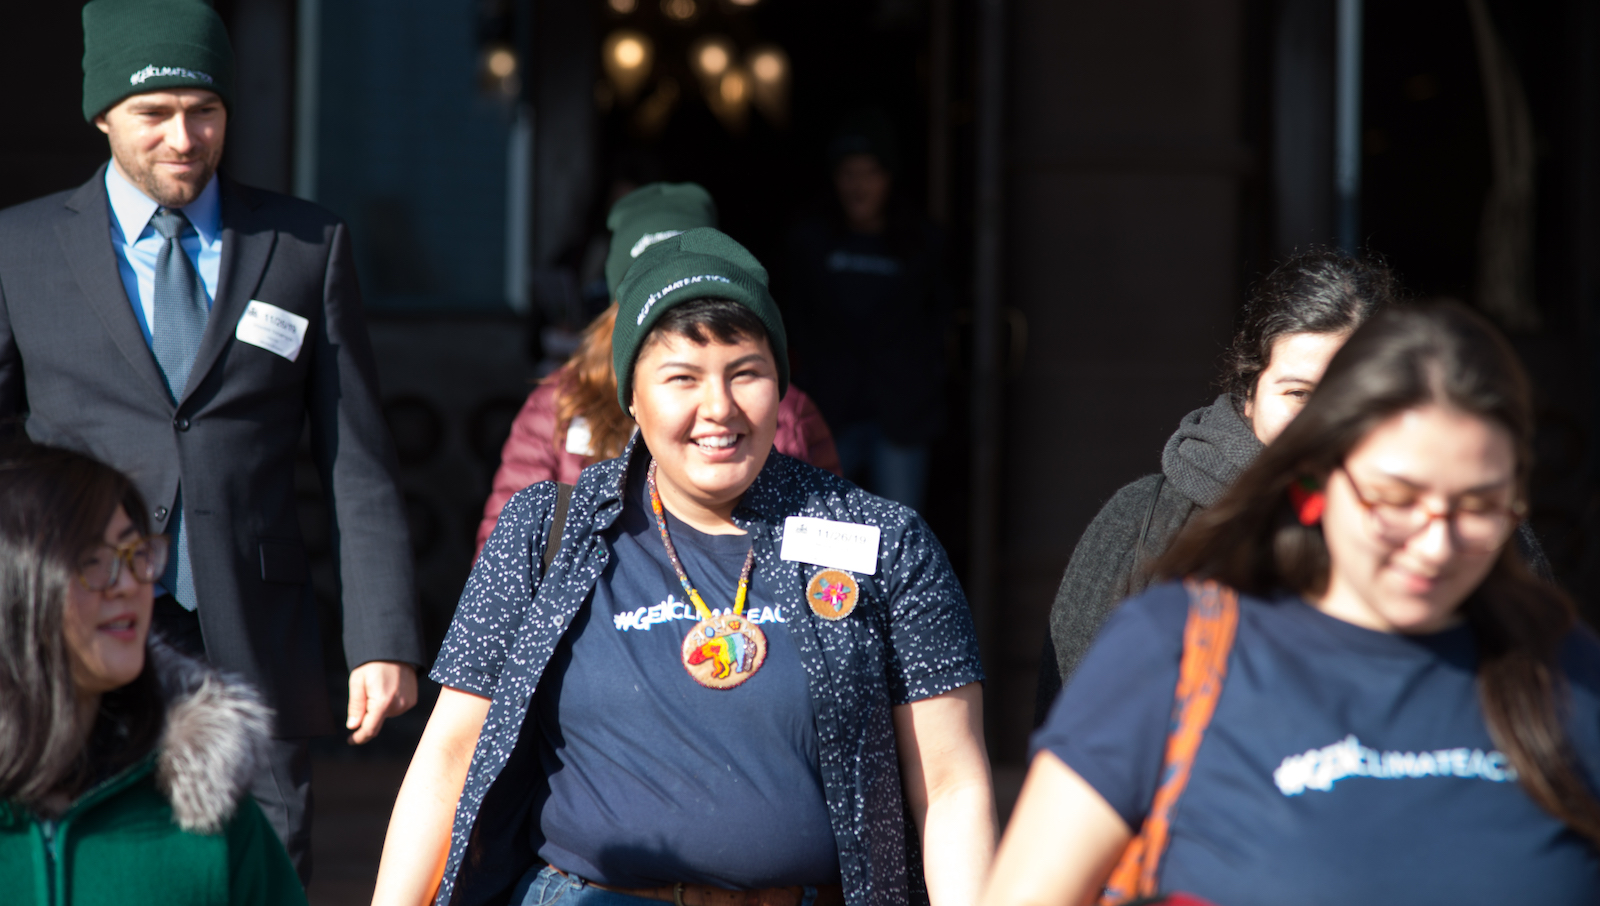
552;868;844;906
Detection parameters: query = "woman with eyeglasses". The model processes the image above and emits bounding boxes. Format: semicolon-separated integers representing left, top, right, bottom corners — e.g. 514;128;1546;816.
984;303;1600;906
0;444;307;906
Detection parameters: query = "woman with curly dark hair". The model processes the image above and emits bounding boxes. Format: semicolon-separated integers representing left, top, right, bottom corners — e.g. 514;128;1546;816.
1037;250;1403;717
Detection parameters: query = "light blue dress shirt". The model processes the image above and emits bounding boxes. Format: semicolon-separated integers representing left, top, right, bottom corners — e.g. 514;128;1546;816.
104;165;223;604
105;164;223;346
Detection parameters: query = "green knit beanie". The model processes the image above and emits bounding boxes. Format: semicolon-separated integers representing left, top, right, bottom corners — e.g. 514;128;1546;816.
82;0;235;122
605;183;719;297
613;228;789;411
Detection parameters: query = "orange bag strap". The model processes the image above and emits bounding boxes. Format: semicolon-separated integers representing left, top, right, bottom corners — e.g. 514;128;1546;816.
1098;579;1240;905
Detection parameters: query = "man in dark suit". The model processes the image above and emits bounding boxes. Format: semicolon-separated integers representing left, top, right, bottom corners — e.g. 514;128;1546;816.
0;0;423;880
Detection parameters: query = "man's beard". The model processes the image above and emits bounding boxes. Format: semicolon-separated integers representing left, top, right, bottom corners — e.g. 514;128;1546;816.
128;153;220;208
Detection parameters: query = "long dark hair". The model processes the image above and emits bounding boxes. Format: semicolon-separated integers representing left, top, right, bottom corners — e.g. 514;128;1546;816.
1224;249;1400;404
1159;301;1600;845
0;443;165;809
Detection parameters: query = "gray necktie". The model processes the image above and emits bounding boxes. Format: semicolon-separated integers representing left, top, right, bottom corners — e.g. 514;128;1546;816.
149;207;207;611
149;207;209;398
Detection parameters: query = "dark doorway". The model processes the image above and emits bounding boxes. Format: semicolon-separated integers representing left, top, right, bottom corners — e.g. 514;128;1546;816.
1361;0;1600;617
585;0;976;565
1;2;106;210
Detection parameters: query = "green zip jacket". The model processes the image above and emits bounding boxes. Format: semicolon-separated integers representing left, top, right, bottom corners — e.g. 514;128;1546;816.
0;758;305;906
0;642;307;906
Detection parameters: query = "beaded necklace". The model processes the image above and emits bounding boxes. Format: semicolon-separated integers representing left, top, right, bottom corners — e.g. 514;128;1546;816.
647;459;766;688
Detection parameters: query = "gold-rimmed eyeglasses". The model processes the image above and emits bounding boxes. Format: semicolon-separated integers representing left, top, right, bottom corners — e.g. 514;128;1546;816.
76;535;169;591
1337;466;1522;555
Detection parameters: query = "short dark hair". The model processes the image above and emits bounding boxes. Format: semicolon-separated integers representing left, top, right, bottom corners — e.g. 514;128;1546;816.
1224;249;1400;403
0;443;164;810
643;296;771;352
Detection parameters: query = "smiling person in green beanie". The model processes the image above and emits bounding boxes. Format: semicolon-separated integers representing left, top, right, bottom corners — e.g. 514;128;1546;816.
0;0;424;883
473;182;841;558
373;228;995;906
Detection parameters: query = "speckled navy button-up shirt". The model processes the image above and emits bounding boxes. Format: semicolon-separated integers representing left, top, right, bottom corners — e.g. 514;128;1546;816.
430;438;984;906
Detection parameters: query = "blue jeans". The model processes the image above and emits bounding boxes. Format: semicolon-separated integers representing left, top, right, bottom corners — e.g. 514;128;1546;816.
511;866;825;906
512;867;656;906
833;421;930;514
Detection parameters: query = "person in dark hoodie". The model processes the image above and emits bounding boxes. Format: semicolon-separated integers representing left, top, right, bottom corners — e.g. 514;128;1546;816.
783;112;952;512
1034;251;1399;722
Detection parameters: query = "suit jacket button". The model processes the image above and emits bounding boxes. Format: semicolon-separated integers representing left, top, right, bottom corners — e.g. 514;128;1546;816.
174;416;191;431
154;506;169;521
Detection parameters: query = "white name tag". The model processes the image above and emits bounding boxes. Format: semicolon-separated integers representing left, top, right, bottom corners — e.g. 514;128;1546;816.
235;300;309;362
565;416;595;456
780;516;880;575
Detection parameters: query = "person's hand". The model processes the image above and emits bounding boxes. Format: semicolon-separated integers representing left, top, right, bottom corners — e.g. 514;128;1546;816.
347;661;418;744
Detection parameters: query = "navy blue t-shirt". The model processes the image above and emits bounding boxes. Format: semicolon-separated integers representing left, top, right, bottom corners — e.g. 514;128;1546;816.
531;467;840;889
1035;582;1600;906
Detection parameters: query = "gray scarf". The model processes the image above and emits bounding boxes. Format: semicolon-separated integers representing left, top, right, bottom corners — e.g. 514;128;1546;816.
1160;394;1265;507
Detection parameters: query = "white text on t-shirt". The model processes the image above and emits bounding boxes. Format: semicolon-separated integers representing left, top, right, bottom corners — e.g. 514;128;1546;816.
1274;734;1517;796
612;593;789;632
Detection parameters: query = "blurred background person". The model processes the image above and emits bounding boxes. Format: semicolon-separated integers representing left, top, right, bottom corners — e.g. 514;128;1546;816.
0;443;305;906
374;229;992;906
783;111;952;513
987;302;1600;906
1036;250;1400;719
0;0;423;880
476;182;840;556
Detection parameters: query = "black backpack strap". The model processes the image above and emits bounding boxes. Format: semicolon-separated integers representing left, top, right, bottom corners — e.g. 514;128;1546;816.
542;482;574;574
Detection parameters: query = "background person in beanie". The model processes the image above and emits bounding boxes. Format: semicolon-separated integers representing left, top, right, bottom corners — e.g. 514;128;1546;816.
474;182;841;559
783;110;952;513
0;0;425;881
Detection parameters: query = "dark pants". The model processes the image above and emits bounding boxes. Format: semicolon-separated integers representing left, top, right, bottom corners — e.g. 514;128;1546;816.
154;595;315;886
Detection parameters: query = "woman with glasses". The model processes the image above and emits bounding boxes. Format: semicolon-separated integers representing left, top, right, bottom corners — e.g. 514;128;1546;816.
0;444;306;906
985;303;1600;906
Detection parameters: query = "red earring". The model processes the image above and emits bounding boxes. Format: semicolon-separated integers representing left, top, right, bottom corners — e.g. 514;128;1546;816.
1287;476;1326;526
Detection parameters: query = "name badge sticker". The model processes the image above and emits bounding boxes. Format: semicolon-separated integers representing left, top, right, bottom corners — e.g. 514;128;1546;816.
235;300;309;362
565;416;596;456
780;516;880;575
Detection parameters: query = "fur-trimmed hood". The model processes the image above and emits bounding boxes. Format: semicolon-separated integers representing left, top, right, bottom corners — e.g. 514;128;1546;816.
146;637;274;834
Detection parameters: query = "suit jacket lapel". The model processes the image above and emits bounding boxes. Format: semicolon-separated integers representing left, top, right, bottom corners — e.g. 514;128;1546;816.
55;163;173;404
185;175;276;403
